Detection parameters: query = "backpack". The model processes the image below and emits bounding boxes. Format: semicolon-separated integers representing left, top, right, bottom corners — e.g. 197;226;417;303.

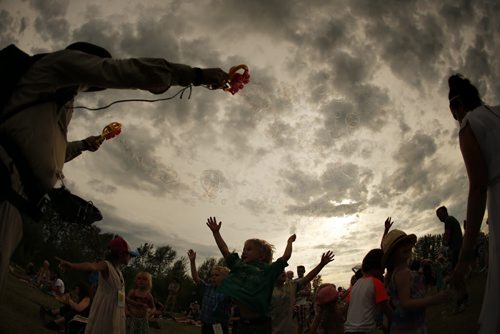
0;45;43;116
0;44;76;123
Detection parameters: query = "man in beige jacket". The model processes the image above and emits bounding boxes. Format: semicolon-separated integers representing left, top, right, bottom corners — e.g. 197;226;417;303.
0;42;229;291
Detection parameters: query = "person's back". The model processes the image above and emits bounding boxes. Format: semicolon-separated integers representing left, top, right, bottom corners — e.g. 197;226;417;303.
445;215;463;251
463;104;500;181
344;249;390;334
270;275;303;334
345;276;388;333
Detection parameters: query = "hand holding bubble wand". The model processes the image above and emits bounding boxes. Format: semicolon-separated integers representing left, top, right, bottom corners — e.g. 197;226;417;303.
101;121;122;140
82;122;122;152
71;65;250;112
222;64;250;95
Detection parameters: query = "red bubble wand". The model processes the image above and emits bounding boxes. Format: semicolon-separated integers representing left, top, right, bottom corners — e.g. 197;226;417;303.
223;64;250;95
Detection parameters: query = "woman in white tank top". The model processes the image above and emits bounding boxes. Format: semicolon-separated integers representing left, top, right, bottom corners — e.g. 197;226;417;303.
447;74;500;334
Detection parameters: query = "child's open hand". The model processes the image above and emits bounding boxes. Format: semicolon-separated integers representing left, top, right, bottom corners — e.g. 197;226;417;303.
187;249;197;261
206;217;222;232
384;217;394;232
320;251;335;266
288;234;296;243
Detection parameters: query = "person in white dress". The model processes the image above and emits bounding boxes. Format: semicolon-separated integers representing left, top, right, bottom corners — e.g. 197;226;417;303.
57;236;139;334
448;74;500;334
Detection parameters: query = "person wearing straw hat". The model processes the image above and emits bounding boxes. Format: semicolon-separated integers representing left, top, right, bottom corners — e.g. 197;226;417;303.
382;229;449;333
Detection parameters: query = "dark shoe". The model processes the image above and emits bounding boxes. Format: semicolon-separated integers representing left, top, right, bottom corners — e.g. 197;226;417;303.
45;320;59;330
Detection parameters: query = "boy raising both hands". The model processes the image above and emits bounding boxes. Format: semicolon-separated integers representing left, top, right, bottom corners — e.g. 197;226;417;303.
206;216;295;334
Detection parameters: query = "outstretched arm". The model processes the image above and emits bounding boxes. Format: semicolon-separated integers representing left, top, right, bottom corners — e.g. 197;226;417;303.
451;125;487;283
304;251;335;284
65;135;104;162
188;249;201;284
206;217;230;259
381;217;393;248
55;257;107;273
396;268;450;310
282;234;296;262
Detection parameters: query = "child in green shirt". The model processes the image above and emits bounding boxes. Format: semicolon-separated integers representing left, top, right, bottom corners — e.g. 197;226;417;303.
206;216;295;334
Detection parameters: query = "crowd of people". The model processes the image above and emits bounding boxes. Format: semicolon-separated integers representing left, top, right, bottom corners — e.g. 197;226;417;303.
23;211;488;334
0;41;498;334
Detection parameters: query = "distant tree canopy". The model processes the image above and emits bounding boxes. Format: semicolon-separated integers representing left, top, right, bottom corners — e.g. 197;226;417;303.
12;207;225;312
414;234;444;261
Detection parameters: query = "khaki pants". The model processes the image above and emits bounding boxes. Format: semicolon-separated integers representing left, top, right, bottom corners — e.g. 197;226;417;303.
0;147;24;293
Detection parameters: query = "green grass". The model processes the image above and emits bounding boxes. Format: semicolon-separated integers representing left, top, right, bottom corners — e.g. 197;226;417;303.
427;270;485;334
0;271;200;334
0;269;487;333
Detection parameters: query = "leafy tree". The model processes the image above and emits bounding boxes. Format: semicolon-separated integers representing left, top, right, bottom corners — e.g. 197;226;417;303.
414;234;443;261
195;256;226;281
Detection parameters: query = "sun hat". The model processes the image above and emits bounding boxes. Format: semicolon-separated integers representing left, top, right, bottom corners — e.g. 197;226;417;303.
381;229;417;267
316;284;338;305
108;236;139;257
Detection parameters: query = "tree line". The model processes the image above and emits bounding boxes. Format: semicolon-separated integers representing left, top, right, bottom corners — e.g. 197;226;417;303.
12;206;224;312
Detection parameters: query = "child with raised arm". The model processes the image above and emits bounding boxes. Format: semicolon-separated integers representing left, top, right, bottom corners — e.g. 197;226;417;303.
57;236;139;334
206;216;295;334
270;251;335;334
188;249;232;334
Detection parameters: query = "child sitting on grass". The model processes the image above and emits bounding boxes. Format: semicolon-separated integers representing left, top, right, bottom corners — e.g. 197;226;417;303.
206;216;295;334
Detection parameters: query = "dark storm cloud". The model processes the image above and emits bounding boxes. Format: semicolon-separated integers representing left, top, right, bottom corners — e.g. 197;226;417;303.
266;119;297;148
239;198;273;216
282;162;373;217
30;0;71;43
87;178;118;195
0;10;16;46
376;132;438;197
118;16;183;60
71;19;122;54
95;205;220;258
82;123;189;197
300;45;390;148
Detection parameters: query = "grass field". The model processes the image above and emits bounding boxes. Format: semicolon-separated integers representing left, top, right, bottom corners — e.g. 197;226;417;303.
0;269;487;333
0;271;200;334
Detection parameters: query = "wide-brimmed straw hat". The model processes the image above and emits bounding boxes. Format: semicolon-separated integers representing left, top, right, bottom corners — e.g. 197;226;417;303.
381;229;417;267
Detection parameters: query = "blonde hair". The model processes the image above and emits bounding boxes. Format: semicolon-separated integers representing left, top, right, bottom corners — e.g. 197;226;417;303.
212;266;230;275
136;271;153;291
246;239;275;263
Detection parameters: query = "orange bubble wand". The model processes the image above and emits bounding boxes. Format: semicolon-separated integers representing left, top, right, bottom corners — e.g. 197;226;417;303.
101;122;122;140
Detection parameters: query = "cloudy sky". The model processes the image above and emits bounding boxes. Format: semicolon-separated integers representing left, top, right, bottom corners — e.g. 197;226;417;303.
1;0;499;286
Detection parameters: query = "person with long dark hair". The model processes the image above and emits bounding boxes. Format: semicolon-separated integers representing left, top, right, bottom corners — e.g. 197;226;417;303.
447;74;500;333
